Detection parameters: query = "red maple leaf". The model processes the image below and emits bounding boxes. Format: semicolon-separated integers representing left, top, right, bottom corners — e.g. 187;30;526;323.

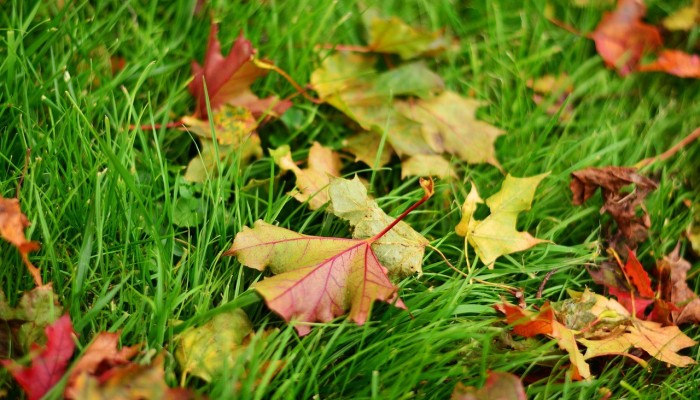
1;315;76;400
589;0;662;76
189;23;291;119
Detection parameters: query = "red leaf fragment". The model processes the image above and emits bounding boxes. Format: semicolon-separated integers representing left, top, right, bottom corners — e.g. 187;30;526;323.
623;250;654;298
589;0;662;76
657;245;700;324
1;315;75;400
189;24;291;119
639;50;700;78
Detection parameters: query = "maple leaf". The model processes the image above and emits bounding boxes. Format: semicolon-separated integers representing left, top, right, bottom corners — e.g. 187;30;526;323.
311;52;443;157
495;302;590;379
397;91;505;169
181;104;263;183
0;196;42;285
639;50;700;78
1;314;75;400
451;371;527;400
328;176;429;277
455;173;550;268
64;331;140;399
225;179;433;335
270;142;342;210
0;284;62;358
570;166;657;245
71;353;195;400
174;308;253;382
589;0;662;76
365;15;450;60
189;23;290;119
579;320;696;367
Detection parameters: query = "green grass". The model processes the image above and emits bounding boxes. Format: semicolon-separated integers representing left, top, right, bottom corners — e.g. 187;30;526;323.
1;0;699;398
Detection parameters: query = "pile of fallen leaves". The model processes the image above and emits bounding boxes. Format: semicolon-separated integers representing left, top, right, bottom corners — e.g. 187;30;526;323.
3;0;700;398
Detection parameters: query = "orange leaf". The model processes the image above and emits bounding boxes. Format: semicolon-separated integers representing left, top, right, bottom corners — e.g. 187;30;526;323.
0;197;41;285
623;250;654;298
494;302;554;337
639;50;700;78
589;0;662;76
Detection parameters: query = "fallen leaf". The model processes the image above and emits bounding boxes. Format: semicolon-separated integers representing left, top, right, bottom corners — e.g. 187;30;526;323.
570;166;657;245
71;353;195;400
400;154;457;179
662;1;700;31
657;246;700;324
182;105;263;182
579;319;696;367
495;302;590;379
365;15;449;60
1;315;75;400
0;196;42;285
311;52;442;157
174;308;253;382
342;131;395;168
397;91;505;169
225;179;433;335
451;371;527;400
189;23;290;119
270;142;342;210
456;174;550;268
639;50;700;78
589;0;662;75
328;176;429;277
64;332;140;399
0;284;63;357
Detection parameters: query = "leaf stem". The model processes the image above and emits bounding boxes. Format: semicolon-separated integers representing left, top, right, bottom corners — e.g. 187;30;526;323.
635;126;700;168
252;59;324;104
129;120;186;131
368;178;434;243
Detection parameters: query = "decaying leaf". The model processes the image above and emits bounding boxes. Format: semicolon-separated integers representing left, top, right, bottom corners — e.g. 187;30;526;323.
64;331;140;399
397;91;505;169
71;354;194;400
451;371;527;400
174;308;253;382
639;50;700;78
400;154;457;179
328;176;429;277
589;0;662;76
1;315;75;400
0;284;63;358
456;174;550;268
570;166;657;245
0;196;42;285
225;179;433;335
311;52;442;157
182;105;263;182
657;246;700;324
270;142;342;210
662;1;700;31
498;289;697;380
365;15;449;60
189;23;290;119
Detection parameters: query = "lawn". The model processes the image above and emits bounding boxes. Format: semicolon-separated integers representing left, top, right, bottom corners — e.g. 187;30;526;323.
1;0;699;398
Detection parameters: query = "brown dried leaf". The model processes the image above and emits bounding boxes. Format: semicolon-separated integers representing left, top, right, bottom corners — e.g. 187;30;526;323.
570;166;657;245
451;371;527;400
